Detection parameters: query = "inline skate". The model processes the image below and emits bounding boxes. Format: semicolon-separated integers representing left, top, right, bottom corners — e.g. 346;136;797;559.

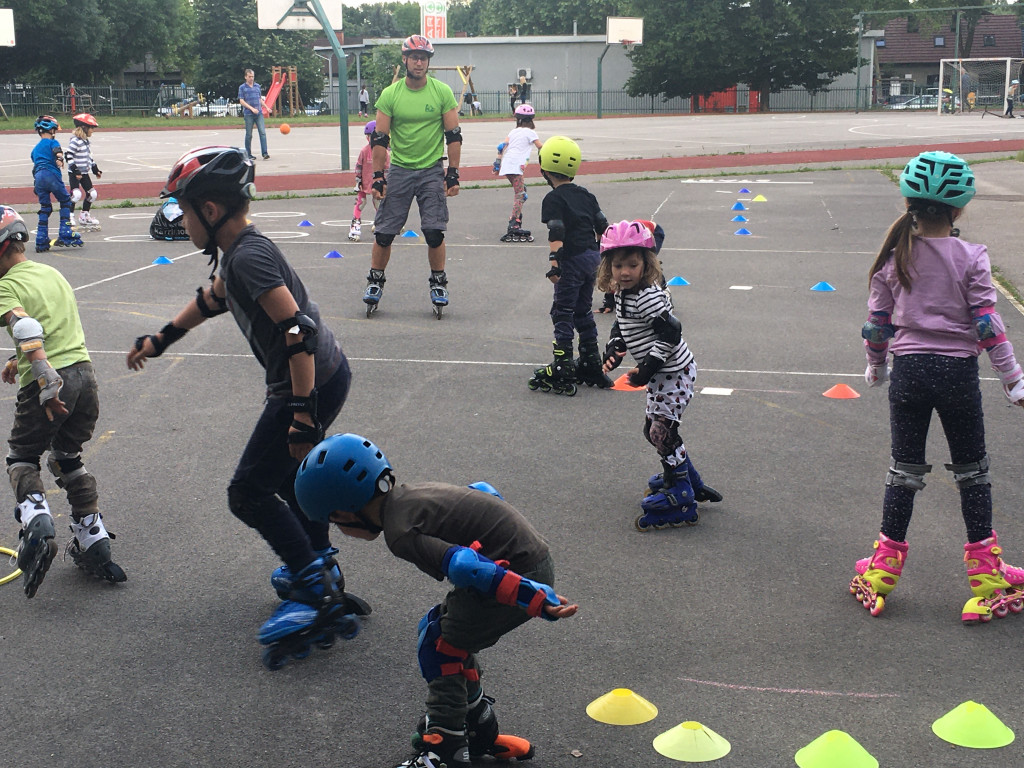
363;268;386;318
400;725;471;767
961;532;1024;624
528;343;577;396
77;212;101;232
414;694;534;763
348;218;361;242
429;270;449;320
500;218;534;243
270;546;371;617
66;513;127;584
575;341;613;389
14;493;58;598
54;220;84;247
648;457;723;503
258;556;361;670
636;464;698;531
849;533;908;617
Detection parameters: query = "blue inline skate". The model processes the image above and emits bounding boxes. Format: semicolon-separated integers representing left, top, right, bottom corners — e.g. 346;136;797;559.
429;270;449;320
270;546;371;617
363;268;385;318
636;464;699;532
258;556;361;670
648;457;722;503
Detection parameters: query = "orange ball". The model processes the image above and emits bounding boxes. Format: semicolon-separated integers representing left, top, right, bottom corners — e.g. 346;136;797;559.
279;123;291;135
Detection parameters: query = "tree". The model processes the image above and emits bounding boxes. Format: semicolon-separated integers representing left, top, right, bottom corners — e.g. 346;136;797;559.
473;0;624;36
343;3;419;38
358;43;404;100
193;0;324;107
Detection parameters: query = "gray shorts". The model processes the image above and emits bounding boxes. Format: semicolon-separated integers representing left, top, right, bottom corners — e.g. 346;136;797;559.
373;162;449;236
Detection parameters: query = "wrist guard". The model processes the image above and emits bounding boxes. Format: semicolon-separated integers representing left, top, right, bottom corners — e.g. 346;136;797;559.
545;264;562;279
287;417;324;445
444;167;460;190
91;163;100;176
372;170;386;195
195;285;228;318
135;322;188;358
68;164;80;176
30;359;62;405
628;354;664;387
603;338;627;371
442;545;561;620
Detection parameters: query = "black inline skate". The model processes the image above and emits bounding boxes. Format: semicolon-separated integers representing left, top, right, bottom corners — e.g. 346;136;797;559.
429;270;449;320
363;268;385;318
414;694;535;763
575;340;613;389
15;493;58;598
500;217;534;243
528;342;577;396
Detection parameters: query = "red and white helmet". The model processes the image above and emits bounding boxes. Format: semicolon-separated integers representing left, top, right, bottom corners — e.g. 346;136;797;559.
514;104;535;117
600;220;655;253
73;113;99;128
401;35;434;57
162;146;255;201
0;206;29;247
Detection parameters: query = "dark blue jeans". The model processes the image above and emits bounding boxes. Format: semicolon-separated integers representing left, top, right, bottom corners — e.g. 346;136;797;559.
228;360;350;571
243;110;268;157
549;247;600;348
33;168;72;245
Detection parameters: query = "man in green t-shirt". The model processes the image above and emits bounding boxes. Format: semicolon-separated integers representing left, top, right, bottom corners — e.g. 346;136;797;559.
363;35;462;320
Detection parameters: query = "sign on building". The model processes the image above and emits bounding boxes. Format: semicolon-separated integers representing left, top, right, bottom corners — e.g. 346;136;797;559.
421;0;447;39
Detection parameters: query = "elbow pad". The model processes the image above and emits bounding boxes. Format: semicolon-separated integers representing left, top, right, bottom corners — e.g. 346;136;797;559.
11;315;44;354
442;545;561;619
370;131;390;149
546;219;565;243
972;306;1008;350
275;311;318;357
651;311;681;345
444;127;463;145
595;211;609;237
195;285;228;318
862;311;895;349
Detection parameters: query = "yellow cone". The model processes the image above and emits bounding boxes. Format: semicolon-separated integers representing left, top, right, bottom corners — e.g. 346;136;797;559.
585;688;658;725
932;701;1014;748
653;721;731;762
752;194;767;202
794;730;878;768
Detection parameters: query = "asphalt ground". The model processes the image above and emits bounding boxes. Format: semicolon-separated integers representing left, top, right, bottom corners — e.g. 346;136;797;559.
3;121;1024;768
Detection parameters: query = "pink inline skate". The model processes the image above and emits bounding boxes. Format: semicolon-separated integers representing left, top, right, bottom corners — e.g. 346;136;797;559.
961;532;1024;624
850;533;908;617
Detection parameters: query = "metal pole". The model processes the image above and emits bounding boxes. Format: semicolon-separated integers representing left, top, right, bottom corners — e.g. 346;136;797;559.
597;43;610;119
306;0;349;170
854;14;863;114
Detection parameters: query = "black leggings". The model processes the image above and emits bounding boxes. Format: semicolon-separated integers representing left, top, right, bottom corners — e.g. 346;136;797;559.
882;354;991;543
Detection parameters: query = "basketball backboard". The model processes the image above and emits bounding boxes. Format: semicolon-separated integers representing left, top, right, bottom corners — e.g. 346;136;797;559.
257;0;342;31
0;9;15;47
606;16;643;46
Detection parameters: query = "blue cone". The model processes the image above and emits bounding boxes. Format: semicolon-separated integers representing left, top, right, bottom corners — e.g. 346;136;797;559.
734;228;752;236
731;215;748;222
666;276;689;286
324;250;343;259
731;202;747;211
152;256;173;264
401;230;420;238
298;220;313;227
811;281;836;292
739;187;750;193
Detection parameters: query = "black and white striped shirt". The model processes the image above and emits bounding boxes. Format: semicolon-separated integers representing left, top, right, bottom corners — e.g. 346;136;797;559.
65;136;93;175
613;284;693;373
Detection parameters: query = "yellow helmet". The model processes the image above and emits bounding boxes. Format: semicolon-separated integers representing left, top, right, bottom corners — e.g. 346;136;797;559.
539;135;581;177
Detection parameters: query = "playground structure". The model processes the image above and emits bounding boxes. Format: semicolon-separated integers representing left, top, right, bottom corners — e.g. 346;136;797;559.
265;66;300;116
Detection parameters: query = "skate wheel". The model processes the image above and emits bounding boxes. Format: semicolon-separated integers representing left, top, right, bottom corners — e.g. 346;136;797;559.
292;647;312;660
317;633;335;650
262;646;288;671
527;235;535;242
365;304;376;318
861;594;872;609
869;596;885;617
433;305;444;320
994;603;1010;619
338;615;361;640
1010;598;1024;613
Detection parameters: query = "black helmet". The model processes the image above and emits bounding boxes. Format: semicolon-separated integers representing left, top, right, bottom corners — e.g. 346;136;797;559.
0;206;29;247
162;146;255;202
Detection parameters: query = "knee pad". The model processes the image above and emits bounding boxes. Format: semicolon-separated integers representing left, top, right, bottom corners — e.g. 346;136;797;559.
227;484;282;529
71;188;83;204
644;416;682;458
423;229;444;248
375;231;396;247
417;604;479;683
945;455;991;489
47;453;84;486
87;188;98;203
38;202;52;217
885;460;931;492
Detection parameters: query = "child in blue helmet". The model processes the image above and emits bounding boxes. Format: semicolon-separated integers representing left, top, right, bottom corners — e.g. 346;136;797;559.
349;119;389;242
294;433;577;768
30;116;82;252
851;151;1024;624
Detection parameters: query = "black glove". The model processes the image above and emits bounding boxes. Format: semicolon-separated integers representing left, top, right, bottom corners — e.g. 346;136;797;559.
371;171;386;196
628;354;664;387
134;322;187;358
603;339;627;371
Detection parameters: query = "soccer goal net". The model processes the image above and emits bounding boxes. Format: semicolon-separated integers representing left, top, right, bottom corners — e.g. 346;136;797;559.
939;58;1024;114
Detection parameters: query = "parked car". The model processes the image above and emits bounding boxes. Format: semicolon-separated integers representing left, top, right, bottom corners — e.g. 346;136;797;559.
885;94;960;111
305;100;330;116
206;97;242;117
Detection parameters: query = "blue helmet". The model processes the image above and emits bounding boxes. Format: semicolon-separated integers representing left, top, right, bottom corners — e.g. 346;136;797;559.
34;114;59;133
294;433;392;523
899;151;976;208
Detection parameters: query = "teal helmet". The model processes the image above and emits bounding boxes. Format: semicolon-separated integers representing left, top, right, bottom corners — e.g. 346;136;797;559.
898;151;975;208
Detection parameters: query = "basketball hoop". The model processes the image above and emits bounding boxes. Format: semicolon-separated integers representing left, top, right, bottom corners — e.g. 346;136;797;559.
620;39;636;54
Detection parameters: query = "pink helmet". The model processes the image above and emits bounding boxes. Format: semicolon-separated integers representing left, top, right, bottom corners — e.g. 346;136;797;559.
600;220;655;253
514;104;534;117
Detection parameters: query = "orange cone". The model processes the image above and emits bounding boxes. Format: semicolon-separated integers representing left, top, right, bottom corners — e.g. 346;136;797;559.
823;383;860;399
611;374;646;392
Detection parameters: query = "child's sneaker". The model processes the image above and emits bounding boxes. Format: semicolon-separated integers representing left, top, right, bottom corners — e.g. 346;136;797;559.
962;532;1024;624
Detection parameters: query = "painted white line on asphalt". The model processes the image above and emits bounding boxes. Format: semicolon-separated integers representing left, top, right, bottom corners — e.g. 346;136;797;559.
249;211;307;218
73;249;201;290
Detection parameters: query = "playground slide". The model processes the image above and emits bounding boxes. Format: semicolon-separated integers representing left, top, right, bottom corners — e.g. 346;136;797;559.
262;73;284;116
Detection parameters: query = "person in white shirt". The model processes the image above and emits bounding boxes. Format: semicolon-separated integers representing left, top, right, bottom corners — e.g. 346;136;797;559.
493;104;542;242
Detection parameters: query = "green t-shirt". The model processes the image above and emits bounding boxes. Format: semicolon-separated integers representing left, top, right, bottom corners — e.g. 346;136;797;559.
375;77;458;170
0;260;89;387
